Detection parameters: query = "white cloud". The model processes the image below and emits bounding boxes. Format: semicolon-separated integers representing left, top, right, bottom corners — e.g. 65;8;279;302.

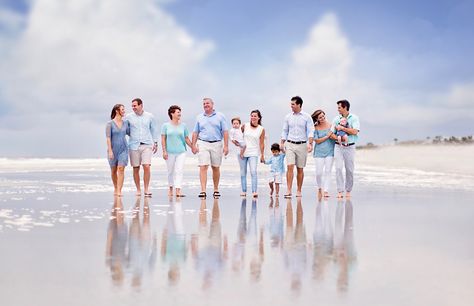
0;0;214;116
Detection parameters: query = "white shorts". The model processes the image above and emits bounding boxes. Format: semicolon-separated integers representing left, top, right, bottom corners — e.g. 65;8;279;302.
197;140;223;167
268;172;283;184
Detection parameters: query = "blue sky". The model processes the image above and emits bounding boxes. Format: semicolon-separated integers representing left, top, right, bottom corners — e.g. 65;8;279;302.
0;0;473;157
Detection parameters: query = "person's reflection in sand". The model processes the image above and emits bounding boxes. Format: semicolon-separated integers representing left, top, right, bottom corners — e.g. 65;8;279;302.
231;198;247;273
248;199;264;282
128;197;157;289
312;199;333;281
161;197;187;286
191;198;228;290
334;199;356;293
283;198;307;292
269;197;283;249
106;196;128;286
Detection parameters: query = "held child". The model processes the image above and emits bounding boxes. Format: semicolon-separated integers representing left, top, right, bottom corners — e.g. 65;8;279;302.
264;143;285;197
229;117;246;157
336;117;349;145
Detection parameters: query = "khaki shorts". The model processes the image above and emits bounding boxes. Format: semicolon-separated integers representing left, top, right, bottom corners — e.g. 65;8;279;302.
130;145;153;167
197;140;223;167
285;142;308;168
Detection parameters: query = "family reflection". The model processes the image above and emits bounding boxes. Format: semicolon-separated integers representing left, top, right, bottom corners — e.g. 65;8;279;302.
105;197;157;288
333;199;356;293
312;199;334;281
283;198;307;291
161;197;187;286
191;198;228;290
231;199;265;281
105;196;127;286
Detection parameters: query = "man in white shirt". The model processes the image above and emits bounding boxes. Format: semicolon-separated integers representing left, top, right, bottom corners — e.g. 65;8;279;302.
280;96;314;198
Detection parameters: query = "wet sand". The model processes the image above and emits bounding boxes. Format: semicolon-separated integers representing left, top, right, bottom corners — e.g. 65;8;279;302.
1;184;473;306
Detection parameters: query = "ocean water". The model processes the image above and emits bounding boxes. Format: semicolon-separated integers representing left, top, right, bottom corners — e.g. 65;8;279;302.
1;149;473;306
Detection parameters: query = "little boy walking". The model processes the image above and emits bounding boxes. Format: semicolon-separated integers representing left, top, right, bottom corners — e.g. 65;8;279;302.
264;143;285;197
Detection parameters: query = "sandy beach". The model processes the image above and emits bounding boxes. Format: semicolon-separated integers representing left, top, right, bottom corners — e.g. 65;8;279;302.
0;145;473;306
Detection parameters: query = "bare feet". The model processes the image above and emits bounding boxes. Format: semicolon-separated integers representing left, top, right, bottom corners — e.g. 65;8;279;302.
275;193;279;197
317;188;322;198
324;191;329;198
337;192;343;199
252;192;258;198
240;192;246;197
296;192;302;198
345;191;351;198
168;187;173;197
135;190;142;197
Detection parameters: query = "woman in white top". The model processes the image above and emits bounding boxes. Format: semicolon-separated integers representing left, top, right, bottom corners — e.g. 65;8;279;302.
241;110;265;198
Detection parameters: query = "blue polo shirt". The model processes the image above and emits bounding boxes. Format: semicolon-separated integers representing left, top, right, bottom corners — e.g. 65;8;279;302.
331;113;360;144
193;111;228;142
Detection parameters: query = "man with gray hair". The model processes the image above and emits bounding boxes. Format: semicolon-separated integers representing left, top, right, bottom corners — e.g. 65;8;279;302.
192;98;229;198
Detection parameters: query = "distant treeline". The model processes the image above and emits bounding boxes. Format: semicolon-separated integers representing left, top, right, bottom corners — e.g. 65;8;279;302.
358;135;473;149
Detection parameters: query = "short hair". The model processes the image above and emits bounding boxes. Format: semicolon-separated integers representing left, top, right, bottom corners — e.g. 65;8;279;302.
311;109;325;125
291;96;303;107
110;104;124;120
250;109;262;125
203;97;214;104
132;98;143;106
337;99;350;111
271;143;281;151
231;117;241;124
168;105;181;119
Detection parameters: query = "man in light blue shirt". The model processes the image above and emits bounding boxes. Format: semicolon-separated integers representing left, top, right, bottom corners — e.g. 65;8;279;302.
126;98;159;197
191;98;229;198
280;96;314;198
330;99;360;199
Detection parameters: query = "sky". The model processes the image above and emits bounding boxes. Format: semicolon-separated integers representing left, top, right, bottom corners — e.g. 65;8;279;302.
0;0;473;157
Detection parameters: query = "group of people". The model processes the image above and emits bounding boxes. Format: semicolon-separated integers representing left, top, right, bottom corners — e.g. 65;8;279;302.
105;96;360;199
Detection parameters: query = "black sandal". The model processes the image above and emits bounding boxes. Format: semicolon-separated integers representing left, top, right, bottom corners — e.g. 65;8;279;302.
198;192;207;198
213;191;221;198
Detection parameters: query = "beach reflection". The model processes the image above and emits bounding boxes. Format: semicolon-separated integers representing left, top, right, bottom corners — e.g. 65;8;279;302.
283;198;307;292
334;199;356;293
105;197;157;289
161;197;187;286
191;198;228;290
105;196;127;286
104;196;356;294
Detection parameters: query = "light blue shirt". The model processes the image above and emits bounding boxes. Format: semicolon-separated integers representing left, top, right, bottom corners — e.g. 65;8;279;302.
313;129;335;158
161;122;189;154
125;111;159;150
265;153;285;174
193;111;228;141
281;111;314;142
331;113;360;144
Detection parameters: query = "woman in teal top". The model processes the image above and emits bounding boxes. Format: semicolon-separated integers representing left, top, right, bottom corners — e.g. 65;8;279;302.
311;109;335;198
161;105;193;197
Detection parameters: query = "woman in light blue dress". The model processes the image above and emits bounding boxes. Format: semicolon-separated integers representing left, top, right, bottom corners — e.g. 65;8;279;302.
311;109;335;198
106;104;129;196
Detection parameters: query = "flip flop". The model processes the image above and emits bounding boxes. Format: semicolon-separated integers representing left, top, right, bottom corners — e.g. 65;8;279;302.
198;192;207;198
144;193;152;197
284;194;292;198
176;194;186;198
213;191;221;198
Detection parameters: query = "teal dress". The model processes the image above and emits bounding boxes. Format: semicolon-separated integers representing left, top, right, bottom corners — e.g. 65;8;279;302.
313;129;335;158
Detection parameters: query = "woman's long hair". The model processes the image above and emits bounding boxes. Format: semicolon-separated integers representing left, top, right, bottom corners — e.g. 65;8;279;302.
110;104;124;119
250;109;262;126
311;109;325;126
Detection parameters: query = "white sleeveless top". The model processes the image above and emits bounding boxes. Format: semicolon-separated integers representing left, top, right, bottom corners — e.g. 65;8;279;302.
243;123;264;157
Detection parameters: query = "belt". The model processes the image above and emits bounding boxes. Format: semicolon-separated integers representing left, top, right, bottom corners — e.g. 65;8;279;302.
199;138;221;143
336;142;355;146
287;140;307;144
139;142;149;145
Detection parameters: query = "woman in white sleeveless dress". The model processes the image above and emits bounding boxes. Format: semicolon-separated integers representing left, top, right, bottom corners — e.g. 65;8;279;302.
241;110;265;198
